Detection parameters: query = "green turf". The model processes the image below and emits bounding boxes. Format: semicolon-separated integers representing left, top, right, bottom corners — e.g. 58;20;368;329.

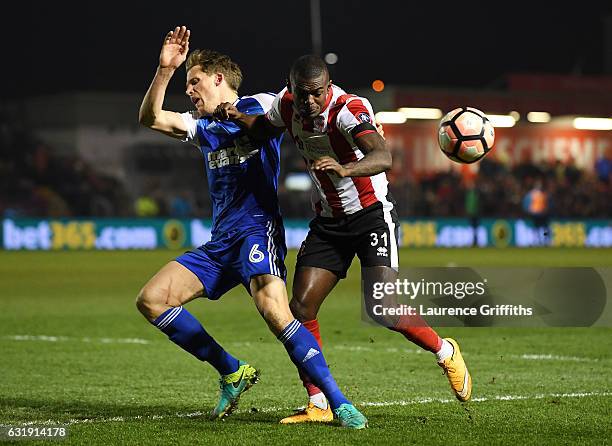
0;248;611;445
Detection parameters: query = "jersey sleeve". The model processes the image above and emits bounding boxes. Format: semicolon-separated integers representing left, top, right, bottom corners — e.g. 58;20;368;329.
180;111;200;147
177;113;243;152
335;96;377;142
265;88;288;128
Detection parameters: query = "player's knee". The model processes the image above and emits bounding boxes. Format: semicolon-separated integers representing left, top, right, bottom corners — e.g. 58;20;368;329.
135;287;153;318
136;285;167;320
289;297;316;322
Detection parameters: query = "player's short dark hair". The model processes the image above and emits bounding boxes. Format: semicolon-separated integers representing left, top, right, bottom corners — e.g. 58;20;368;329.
186;49;243;92
290;55;329;81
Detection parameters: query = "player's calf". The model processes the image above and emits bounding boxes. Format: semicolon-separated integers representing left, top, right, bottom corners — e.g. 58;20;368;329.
137;262;247;410
250;274;295;335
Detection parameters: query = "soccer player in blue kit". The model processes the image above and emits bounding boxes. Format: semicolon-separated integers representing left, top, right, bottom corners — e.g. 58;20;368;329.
136;26;368;428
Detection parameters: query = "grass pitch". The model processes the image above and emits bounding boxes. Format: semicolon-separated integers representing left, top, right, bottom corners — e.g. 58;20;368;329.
1;248;611;445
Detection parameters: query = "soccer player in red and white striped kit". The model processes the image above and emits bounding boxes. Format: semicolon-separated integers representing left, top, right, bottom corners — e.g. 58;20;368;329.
214;54;472;424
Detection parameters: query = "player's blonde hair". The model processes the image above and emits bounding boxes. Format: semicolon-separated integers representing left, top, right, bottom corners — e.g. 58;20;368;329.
186;49;243;92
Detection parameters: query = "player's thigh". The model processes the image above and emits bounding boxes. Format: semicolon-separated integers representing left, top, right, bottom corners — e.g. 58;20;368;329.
295;229;353;281
290;266;339;321
292;229;352;320
137;261;205;317
177;247;240;301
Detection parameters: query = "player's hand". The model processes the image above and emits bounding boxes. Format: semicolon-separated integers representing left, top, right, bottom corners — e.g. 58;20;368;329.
375;121;385;139
311;156;350;178
213;102;244;121
159;26;190;70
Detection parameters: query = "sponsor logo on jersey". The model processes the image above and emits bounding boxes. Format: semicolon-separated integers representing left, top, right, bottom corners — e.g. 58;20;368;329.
208;136;258;169
295;135;333;159
377;246;388;257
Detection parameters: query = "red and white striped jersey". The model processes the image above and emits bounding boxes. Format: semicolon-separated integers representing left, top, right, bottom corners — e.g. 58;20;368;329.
266;85;393;218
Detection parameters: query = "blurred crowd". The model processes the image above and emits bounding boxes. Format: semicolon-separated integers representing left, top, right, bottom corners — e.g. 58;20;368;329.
389;153;612;220
1;113;610;220
0;114;131;218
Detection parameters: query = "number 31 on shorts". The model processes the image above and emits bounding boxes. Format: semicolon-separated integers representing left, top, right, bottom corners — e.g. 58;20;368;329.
369;232;388;246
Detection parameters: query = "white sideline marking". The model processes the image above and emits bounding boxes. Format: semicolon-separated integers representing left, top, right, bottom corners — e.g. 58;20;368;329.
360;391;612;406
3;337;605;363
333;345;603;362
5;391;610;427
514;354;599;363
2;335;151;345
332;345;423;354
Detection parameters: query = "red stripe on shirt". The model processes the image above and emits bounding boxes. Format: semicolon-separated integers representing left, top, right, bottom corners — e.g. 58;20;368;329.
327;96;379;210
345;97;370;119
350;177;379;209
327;95;358;164
313;170;344;217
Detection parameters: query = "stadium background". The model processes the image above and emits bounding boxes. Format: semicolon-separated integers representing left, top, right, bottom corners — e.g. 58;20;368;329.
1;2;611;445
1;3;611;249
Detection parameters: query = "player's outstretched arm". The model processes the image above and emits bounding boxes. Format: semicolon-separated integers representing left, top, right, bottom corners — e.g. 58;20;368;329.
139;26;191;139
312;132;392;178
213;103;284;140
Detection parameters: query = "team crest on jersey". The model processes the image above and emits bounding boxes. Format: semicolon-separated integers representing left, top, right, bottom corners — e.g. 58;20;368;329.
314;116;326;131
357;112;372;123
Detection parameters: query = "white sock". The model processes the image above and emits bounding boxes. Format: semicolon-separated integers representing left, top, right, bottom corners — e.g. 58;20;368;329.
309;392;328;410
435;338;454;362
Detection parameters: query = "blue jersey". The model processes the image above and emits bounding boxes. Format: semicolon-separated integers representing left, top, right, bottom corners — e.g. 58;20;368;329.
182;93;283;240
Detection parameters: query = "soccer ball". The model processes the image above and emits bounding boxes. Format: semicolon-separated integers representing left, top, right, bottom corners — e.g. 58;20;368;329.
437;107;495;163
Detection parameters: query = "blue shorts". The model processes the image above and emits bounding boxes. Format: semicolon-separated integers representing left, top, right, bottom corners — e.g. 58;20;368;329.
175;219;287;300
